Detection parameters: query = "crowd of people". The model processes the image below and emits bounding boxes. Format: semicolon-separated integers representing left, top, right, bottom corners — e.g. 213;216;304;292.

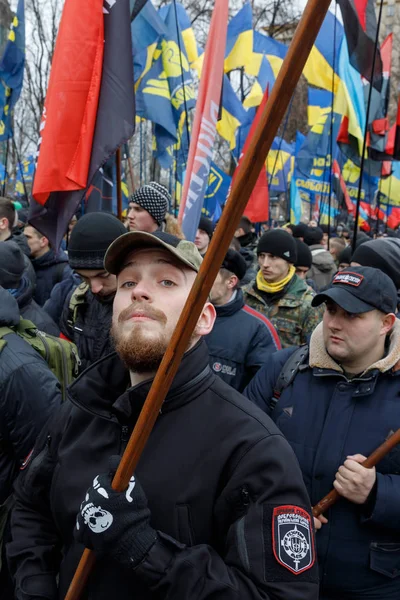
0;184;400;599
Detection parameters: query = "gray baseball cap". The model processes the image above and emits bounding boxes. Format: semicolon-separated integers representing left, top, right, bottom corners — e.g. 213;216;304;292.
104;230;203;275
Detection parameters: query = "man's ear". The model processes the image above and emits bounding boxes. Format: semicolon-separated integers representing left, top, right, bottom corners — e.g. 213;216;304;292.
382;313;397;336
227;275;239;290
194;302;216;337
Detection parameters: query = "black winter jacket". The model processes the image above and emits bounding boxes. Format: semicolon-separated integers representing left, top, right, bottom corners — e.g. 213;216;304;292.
59;287;115;370
31;248;72;306
0;287;61;503
205;290;281;391
8;341;318;600
15;276;60;336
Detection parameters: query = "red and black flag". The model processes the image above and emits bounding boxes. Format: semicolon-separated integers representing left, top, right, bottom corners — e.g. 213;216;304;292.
29;0;135;248
337;0;382;89
367;34;392;161
332;159;354;216
393;95;400;160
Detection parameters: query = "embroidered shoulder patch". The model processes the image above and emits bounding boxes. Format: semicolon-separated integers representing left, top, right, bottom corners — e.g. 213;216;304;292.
333;271;364;287
272;506;315;575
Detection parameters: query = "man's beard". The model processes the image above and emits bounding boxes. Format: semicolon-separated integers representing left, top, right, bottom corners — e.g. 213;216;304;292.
111;303;168;374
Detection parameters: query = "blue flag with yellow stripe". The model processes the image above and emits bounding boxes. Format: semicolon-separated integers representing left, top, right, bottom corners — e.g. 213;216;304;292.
0;0;25;140
307;88;333;127
224;3;253;73
303;9;343;93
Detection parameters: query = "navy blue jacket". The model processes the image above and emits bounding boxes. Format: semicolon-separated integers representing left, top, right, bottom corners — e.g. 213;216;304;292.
205;290;281;391
0;287;61;503
244;321;400;599
31;249;72;306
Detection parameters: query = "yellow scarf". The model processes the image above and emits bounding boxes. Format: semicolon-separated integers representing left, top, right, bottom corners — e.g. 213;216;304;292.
256;265;296;294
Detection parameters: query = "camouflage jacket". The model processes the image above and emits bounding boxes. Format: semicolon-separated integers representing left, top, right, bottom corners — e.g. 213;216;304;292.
242;274;324;348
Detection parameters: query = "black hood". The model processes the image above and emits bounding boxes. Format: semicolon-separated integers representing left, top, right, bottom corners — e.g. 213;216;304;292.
214;289;245;318
0;286;20;326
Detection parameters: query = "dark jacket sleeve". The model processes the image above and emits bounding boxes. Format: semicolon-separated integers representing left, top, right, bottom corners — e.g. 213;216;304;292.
7;404;70;600
245;321;281;375
243;349;295;415
362;472;400;532
134;433;319;599
0;358;61;503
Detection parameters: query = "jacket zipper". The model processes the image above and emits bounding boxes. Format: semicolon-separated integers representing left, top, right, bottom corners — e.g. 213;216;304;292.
71;346;81;377
35;329;50;362
120;426;130;454
236;486;251;572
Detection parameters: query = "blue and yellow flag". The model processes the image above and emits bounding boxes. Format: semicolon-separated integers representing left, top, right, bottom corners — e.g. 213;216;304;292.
203;162;231;222
217;75;248;150
159;3;199;65
267;137;294;194
14;154;34;196
308;89;333;127
137;3;196;165
245;31;287;80
303;10;343;93
244;56;274;109
224;3;253;73
0;0;25;140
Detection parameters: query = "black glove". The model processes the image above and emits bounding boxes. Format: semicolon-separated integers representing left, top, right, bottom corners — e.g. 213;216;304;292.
74;457;157;568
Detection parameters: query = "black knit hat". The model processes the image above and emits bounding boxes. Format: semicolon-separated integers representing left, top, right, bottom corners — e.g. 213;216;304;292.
304;226;324;246
338;246;352;265
292;222;308;238
294;239;312;269
351;238;400;289
68;212;127;270
198;216;214;240
0;241;24;288
221;249;247;280
130;182;170;225
257;229;297;263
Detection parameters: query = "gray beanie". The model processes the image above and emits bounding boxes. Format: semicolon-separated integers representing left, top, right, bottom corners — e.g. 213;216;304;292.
130;182;170;225
0;242;24;288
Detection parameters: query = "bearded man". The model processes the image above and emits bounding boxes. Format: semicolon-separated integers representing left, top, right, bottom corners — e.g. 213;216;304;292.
8;232;318;600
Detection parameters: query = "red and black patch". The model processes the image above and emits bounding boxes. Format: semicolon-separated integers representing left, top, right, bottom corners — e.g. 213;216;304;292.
333;271;364;287
272;506;315;575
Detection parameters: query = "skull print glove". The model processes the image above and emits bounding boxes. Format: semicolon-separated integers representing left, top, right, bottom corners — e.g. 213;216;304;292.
74;456;158;569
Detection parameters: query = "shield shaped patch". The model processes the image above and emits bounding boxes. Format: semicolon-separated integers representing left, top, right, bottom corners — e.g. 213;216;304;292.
272;506;315;575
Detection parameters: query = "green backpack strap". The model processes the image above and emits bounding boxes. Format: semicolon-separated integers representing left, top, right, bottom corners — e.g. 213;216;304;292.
67;282;89;328
0;325;13;353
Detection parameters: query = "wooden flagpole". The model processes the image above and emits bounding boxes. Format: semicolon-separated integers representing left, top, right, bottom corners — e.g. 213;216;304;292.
65;0;332;597
116;147;123;220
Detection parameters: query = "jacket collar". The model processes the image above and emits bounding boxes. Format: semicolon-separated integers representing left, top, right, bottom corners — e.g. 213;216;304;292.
243;274;307;306
68;339;212;423
214;289;244;318
309;319;400;376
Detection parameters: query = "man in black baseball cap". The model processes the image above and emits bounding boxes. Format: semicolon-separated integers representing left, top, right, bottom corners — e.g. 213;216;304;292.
207;249;281;391
9;231;318;600
242;229;324;347
245;265;400;599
